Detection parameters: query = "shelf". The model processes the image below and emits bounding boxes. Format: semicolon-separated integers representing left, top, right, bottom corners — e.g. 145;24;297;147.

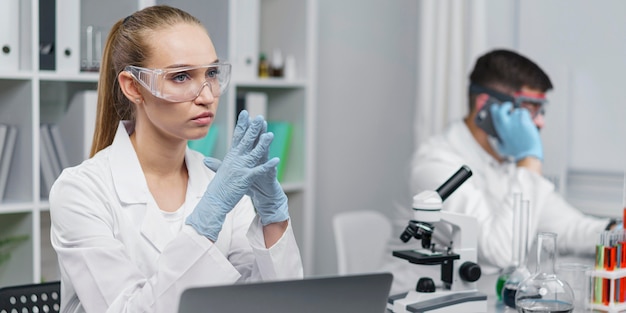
0;202;37;214
37;71;99;82
233;78;308;88
0;72;34;80
282;182;305;193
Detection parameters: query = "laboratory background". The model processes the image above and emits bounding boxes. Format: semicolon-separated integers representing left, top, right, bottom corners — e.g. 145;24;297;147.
0;0;624;297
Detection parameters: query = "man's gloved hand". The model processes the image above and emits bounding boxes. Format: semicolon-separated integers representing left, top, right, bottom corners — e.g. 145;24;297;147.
204;120;289;226
490;102;543;161
186;111;277;241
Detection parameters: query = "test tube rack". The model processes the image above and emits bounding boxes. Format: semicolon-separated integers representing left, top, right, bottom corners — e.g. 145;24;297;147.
589;226;626;313
587;268;626;313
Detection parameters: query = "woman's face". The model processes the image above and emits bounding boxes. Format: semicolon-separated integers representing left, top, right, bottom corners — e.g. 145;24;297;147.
138;22;221;141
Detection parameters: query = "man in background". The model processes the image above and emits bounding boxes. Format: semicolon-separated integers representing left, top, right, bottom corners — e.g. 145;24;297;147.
382;49;614;294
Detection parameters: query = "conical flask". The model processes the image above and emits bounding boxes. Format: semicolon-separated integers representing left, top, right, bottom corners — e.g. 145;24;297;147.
502;199;532;309
515;232;575;313
495;193;524;302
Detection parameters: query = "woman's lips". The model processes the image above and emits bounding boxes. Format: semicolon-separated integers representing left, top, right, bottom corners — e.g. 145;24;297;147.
192;112;213;125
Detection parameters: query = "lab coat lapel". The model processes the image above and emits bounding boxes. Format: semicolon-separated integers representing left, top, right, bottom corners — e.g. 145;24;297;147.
109;121;173;252
110;121;150;205
140;200;175;253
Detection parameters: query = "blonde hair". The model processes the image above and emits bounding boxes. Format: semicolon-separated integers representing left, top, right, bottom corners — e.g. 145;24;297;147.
90;5;204;157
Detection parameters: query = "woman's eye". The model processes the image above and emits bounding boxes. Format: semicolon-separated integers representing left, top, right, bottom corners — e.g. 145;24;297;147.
206;69;220;79
171;72;191;82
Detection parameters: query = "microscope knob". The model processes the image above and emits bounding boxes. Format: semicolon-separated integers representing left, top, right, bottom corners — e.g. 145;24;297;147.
459;262;481;282
415;277;436;293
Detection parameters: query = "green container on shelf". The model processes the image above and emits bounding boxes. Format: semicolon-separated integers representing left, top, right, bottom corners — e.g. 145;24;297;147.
267;121;293;182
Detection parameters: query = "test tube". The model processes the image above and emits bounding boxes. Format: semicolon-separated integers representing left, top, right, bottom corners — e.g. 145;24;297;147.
623;170;625;228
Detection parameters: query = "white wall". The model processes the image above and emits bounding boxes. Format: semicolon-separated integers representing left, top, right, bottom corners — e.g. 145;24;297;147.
514;0;626;216
314;0;418;276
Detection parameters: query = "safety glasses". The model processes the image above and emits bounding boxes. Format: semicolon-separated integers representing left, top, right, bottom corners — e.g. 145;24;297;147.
125;62;231;102
469;83;548;118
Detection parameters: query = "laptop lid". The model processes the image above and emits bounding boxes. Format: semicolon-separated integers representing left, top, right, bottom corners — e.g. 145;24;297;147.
178;272;393;313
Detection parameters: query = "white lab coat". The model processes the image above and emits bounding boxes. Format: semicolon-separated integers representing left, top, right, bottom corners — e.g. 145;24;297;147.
381;120;608;294
49;121;303;313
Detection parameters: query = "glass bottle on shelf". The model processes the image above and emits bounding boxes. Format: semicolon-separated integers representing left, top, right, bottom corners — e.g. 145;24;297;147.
502;198;532;309
258;52;270;78
515;232;575;313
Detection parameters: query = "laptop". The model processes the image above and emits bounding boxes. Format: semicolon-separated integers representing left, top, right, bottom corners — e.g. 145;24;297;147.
177;272;393;313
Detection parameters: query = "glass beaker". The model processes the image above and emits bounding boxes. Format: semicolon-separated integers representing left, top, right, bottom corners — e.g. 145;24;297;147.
496;193;524;302
515;232;575;313
502;199;532;309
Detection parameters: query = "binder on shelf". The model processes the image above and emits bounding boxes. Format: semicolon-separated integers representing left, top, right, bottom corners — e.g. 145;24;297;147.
48;124;70;172
233;0;260;80
0;125;7;160
0;0;20;71
55;0;81;73
0;125;17;200
266;121;293;182
58;90;98;166
41;125;62;176
188;126;219;157
39;0;57;70
40;125;59;197
236;92;268;120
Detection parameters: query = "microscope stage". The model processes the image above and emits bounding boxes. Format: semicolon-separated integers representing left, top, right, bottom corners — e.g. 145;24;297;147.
393;250;460;265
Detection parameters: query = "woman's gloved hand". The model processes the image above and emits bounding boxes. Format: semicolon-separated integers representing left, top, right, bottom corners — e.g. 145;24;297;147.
203;119;289;226
186;111;277;241
490;102;543;161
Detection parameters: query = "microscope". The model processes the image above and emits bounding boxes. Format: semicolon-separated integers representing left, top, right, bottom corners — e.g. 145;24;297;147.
387;165;488;313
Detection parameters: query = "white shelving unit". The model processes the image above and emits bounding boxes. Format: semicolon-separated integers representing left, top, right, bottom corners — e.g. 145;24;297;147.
0;0;317;287
0;0;141;287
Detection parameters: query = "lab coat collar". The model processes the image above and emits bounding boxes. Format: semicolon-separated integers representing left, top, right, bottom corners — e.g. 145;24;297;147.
110;121;150;204
109;121;210;252
446;120;503;172
108;121;171;252
110;121;208;204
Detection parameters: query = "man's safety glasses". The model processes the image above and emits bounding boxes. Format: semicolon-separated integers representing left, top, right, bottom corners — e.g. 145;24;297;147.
469;83;548;118
125;63;231;102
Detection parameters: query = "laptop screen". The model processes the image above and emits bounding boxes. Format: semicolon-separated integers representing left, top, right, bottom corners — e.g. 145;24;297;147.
178;272;393;313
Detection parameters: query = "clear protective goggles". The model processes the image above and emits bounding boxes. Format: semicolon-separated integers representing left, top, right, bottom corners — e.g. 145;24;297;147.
125;62;231;102
469;83;548;118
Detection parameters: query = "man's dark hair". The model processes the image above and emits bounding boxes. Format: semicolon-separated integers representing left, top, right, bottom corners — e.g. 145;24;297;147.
468;49;553;110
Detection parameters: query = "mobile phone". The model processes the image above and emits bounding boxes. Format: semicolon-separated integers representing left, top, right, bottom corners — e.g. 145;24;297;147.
474;96;502;141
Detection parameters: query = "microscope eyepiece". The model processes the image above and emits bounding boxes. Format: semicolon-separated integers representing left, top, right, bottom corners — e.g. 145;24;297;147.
436;165;472;201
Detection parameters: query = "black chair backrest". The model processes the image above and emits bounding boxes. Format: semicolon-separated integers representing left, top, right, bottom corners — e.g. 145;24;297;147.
0;281;60;313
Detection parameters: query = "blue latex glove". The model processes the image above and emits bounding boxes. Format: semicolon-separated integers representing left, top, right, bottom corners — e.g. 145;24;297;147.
186;111;277;241
490;102;543;161
204;119;289;226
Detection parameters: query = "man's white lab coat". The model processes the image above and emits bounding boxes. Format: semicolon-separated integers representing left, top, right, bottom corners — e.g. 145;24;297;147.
50;121;303;313
381;120;608;294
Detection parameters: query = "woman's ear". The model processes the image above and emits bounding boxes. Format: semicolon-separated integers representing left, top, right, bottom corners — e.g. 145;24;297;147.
118;71;143;104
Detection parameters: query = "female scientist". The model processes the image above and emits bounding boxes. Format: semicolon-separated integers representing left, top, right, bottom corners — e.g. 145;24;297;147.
49;5;303;313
